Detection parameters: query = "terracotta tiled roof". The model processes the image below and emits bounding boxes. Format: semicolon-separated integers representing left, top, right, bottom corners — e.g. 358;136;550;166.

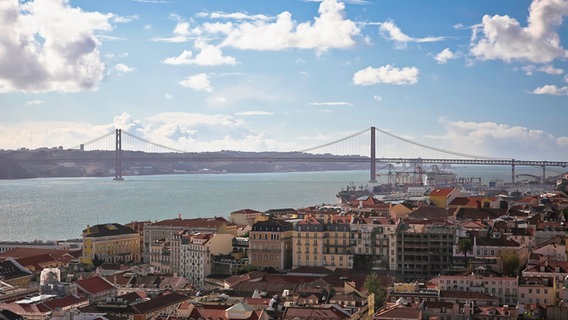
41;295;89;310
76;276;115;294
524;260;568;274
0;248;78;260
298;216;321;225
429;188;456;197
231;209;263;214
475;236;521;247
408;207;453;219
131;292;188;314
0;259;32;280
150;217;228;228
375;304;422;320
189;304;263;320
82;223;137;237
282;305;351;320
439;290;498;300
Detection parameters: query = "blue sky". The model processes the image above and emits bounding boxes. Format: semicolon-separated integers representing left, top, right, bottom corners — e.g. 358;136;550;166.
1;0;568;160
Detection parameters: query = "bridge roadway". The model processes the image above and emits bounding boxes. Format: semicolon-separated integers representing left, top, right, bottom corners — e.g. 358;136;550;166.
14;151;568;167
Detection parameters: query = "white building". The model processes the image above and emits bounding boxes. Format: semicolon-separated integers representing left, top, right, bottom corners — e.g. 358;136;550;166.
179;233;234;287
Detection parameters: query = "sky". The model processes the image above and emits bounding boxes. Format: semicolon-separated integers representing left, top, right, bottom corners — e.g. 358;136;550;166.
1;0;568;161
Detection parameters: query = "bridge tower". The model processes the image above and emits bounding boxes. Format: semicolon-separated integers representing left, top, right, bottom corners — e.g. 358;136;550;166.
114;129;123;181
370;126;377;182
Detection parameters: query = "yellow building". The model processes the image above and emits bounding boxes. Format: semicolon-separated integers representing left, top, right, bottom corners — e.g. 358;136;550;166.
81;223;140;266
428;187;460;208
293;216;352;269
249;218;293;271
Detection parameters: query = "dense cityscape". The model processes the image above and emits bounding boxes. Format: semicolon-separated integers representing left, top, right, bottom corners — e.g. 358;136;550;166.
1;170;568;320
2;0;568;319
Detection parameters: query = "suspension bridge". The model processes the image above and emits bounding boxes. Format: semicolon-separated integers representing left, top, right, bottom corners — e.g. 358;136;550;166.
47;127;565;184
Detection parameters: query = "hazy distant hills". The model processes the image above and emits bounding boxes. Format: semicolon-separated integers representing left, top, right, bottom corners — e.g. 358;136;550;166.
0;148;369;179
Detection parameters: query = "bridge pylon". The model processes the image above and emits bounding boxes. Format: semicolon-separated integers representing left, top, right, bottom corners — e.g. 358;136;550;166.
370;126;376;183
114;129;123;181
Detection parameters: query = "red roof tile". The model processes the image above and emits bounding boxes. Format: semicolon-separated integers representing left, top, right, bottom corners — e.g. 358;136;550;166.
76;276;115;294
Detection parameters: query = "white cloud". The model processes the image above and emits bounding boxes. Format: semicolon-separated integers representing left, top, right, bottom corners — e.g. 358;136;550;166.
437;119;568;160
470;0;568;63
309;101;353;107
115;63;135;75
373;95;382;102
434;48;455;64
152;20;191;42
179;73;213;92
379;20;445;48
353;64;419;85
25;100;43;106
531;84;568;95
219;0;360;54
200;11;272;22
234;111;274;116
537;65;564;75
0;0;112;93
164;92;173;99
163;41;237;66
0;112;294;152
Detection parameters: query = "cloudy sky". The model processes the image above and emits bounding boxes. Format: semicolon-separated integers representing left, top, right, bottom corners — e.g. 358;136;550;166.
1;0;568;160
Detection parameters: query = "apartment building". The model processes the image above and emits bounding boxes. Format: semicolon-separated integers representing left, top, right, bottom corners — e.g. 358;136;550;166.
143;216;235;264
179;233;234;287
350;216;398;270
518;276;556;306
396;221;455;282
249;218;293;271
293;216;352;269
81;223;140;266
436;273;518;305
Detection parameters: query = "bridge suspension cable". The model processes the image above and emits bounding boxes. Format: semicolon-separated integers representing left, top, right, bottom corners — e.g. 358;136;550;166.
297;127;370;154
121;131;185;153
373;127;501;160
70;131;115;150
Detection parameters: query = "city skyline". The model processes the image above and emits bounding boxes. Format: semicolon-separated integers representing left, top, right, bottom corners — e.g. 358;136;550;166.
1;0;568;160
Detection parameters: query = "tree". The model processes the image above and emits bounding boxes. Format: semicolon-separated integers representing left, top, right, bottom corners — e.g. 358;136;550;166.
457;238;473;269
502;251;520;276
364;272;386;309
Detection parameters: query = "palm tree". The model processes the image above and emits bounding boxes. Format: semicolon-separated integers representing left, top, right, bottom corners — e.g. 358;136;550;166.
457;238;473;270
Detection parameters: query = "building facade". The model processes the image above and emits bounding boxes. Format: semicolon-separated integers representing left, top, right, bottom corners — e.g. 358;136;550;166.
396;221;455;282
81;223;140;266
249;219;293;271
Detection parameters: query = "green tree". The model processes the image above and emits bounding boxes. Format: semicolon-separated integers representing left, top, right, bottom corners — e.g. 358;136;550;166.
364;272;386;309
502;251;520;276
457;238;473;269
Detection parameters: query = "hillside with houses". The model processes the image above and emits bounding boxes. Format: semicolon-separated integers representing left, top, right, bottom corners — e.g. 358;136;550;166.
2;175;568;319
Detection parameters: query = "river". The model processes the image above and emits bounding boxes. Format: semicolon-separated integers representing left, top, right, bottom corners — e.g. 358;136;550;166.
0;165;557;242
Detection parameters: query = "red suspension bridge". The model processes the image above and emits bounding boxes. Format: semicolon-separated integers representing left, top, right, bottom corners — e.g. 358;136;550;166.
65;127;568;183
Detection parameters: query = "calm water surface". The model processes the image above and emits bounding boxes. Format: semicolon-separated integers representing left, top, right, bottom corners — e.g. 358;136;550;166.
0;166;548;241
1;171;373;241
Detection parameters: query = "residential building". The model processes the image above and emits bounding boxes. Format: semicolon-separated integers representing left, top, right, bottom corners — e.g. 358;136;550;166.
350;216;398;270
518;276;556;306
436;273;518;305
469;235;528;274
249;219;293;271
80;223;140;266
428;187;461;208
396;221;455;282
144;216;236;272
179;233;234;287
0;258;33;287
293;216;352;269
230;209;264;226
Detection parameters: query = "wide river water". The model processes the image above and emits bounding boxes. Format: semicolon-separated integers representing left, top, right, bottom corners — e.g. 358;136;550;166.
0;166;553;242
